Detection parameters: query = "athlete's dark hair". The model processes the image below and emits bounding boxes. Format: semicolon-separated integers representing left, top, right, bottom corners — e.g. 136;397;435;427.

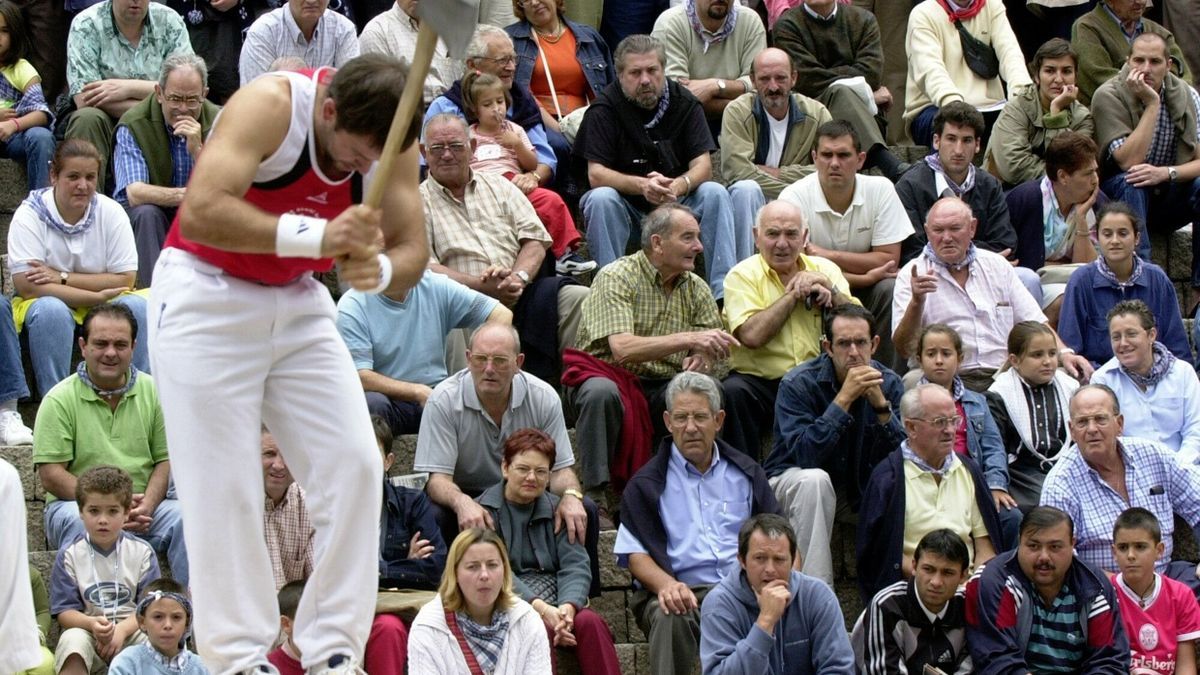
327;53;421;150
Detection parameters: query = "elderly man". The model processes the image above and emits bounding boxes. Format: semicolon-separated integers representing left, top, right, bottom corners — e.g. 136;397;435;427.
857;384;1001;603
1041;384;1200;591
892;198;1092;390
965;506;1131;674
113;54;217;288
700;513;854;674
64;0;192;192
238;0;358;85
721;200;857;458
563;204;741;507
33;304;186;583
576;34;740;300
615;371;781;675
779;120;913;367
719;48;831;212
767;303;905;586
1093;33;1200;296
650;0;766;132
359;0;462;106
420;113;588;383
336;269;511;438
772;0;908;182
1072;0;1191;106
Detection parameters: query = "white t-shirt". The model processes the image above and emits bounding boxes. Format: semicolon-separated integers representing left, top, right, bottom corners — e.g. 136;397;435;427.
764;114;789;169
8;191;138;276
778;173;913;253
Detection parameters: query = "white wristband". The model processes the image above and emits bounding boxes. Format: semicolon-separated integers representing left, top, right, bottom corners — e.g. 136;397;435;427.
366;253;393;295
276;213;327;259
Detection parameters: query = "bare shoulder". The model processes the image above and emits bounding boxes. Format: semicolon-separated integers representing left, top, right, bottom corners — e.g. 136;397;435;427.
207;74;293;159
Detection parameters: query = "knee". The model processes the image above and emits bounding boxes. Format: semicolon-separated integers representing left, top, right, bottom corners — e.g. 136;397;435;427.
572;608;612;639
26;296;73;325
692;180;730;205
581;187;623;215
129;204;169;228
371;613;408;639
577;378;621;410
65;107;112;136
25;126;54;153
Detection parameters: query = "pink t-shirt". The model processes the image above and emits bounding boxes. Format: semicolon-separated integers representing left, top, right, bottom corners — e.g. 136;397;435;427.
1113;572;1200;675
469;122;534;176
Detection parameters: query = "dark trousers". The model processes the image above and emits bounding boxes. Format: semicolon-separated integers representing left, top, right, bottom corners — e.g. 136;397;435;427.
720;371;780;461
632;584;714;675
128;204;174;288
366;392;423;437
13;0;69;101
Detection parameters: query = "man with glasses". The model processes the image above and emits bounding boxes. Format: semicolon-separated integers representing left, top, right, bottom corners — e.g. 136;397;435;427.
856;383;1002;603
113;54;218;288
1041;384;1200;594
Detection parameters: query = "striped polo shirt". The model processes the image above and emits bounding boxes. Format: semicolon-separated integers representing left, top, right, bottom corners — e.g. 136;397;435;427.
1026;583;1086;672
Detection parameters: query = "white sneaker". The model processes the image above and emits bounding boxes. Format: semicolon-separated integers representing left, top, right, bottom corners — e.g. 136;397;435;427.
0;410;33;445
309;656;364;675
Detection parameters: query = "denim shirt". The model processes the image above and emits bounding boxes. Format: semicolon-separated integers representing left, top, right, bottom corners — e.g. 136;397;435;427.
507;19;614;103
960;388;1011;492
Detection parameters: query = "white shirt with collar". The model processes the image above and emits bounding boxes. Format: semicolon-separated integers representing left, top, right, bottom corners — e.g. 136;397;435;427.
779;173;913;254
238;5;359;86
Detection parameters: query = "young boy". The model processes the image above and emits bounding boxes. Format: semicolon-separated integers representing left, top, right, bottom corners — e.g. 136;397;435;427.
267;580;308;674
108;578;210;674
375;414;446;591
1111;507;1200;675
859;529;974;674
51;465;161;675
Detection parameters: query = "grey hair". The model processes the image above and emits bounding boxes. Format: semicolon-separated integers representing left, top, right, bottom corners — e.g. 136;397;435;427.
1069;383;1121;416
614;34;666;73
421;112;469;144
899;383;945;421
665;371;722;414
640;203;694;252
468;322;522;355
466;25;512;62
753;199;805;232
159;53;208;91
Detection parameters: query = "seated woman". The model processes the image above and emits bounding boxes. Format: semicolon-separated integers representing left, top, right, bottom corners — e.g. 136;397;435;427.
477;428;620;675
1004;130;1103;323
408;527;552;673
1092;299;1200;464
7;139;149;398
1058;202;1191;367
0;0;55;191
987;321;1079;509
916;323;1019;547
985;38;1094;188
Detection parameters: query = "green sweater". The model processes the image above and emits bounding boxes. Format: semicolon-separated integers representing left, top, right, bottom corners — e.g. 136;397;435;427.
719;91;832;199
773;3;883;96
1092;63;1198;170
984;84;1094;186
116;93;219;187
1071;2;1190;106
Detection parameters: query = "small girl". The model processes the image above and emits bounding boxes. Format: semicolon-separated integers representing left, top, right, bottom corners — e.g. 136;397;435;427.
986;321;1079;509
107;579;210;674
461;70;593;275
0;0;54;190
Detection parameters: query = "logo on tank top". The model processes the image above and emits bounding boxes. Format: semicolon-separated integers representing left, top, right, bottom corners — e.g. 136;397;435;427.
307;191;330;205
289;207;322;219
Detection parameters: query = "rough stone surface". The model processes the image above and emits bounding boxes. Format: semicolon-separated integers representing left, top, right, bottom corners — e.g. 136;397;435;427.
599;530;630;587
592;590;630;643
1;444;35;499
0;160;26;215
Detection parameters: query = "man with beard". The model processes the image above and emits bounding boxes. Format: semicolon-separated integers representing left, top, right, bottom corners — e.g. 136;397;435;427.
575;34;740;302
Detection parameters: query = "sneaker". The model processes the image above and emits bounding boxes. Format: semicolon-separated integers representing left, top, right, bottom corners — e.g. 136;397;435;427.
309;655;364;675
0;410;32;445
556;251;598;275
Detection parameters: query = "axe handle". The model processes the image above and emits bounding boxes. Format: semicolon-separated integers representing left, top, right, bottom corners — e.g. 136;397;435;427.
364;21;437;208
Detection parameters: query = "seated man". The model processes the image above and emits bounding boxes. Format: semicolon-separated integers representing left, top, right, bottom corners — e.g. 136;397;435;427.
112;54;218;288
965;506;1131;674
358;0;462;106
238;0;359;85
722;200;858;458
1072;0;1191;105
767;303;905;586
64;0;192;192
857;384;1001;603
1093;32;1200;299
576;34;740;301
700;513;855;674
34;304;186;584
614;371;781;675
779;120;913;368
903;0;1032;147
336;269;511;437
892;198;1092;390
420;113;588;384
858;529;974;674
772;0;907;181
1041;384;1200;591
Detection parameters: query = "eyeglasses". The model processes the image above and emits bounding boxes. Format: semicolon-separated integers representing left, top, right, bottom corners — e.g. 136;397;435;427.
164;93;204;107
426;142;468;156
1072;414;1114;429
668;412;715;426
911;415;962;430
518;0;548;6
477;54;517;66
468;353;513;368
508;464;550;480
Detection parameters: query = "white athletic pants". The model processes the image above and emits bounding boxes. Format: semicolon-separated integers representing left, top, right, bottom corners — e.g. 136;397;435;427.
149;249;382;674
0;459;43;673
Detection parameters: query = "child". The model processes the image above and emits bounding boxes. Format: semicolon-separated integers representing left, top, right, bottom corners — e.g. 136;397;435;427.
108;579;210;674
0;0;54;190
51;465;161;675
267;580;308;674
460;69;594;276
1111;507;1200;675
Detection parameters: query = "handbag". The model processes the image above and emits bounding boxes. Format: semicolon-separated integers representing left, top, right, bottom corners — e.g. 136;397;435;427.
533;29;590;144
954;19;1000;80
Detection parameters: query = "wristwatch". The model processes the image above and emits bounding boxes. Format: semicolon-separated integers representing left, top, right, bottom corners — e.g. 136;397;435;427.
1169;166;1179;183
562;488;584;501
59;271;68;285
515;270;531;285
716;79;726;94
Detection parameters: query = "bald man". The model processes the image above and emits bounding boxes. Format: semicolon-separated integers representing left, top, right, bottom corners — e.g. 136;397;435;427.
721;199;858;457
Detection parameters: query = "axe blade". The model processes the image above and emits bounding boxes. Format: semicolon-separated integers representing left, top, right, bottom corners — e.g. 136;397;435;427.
416;0;481;58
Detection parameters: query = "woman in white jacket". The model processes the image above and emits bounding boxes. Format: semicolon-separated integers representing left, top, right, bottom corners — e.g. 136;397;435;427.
408;528;552;674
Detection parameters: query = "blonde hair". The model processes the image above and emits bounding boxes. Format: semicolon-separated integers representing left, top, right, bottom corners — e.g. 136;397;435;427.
439;528;516;614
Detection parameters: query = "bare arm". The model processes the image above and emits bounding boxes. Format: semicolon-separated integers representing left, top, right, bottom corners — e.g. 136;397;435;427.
425;471;492;529
13;269;134;307
428;262;484;291
486;303;513;324
807;242;899;276
512;238;548;280
549;467;581;494
627;552;679;595
608;332;694;366
56;609;99;631
358;369;433;405
377;140;430;296
38;462;77;501
670;153;714;198
973;535;996;568
734;292;800;349
1176;640;1196;675
587;161;648;196
141;461;169;511
893;293;925;360
126;183;186;208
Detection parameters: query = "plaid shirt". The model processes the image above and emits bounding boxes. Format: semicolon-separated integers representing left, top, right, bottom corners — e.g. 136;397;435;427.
238;6;359;86
1041;436;1200;573
575;250;723;379
66;0;192;97
264;482;314;590
112;124;193;206
1108;85;1200;166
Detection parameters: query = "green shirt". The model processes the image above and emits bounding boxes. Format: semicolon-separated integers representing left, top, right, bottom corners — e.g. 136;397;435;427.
66;0;192;97
32;373;169;503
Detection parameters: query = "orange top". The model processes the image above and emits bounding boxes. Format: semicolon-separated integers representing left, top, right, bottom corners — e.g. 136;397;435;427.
529;27;589;116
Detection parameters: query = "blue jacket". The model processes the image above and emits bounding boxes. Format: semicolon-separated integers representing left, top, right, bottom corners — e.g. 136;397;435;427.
700;569;855;675
959;387;1010;492
1057;259;1192;366
378;482;446;590
507;19;614;103
1003;177;1109;270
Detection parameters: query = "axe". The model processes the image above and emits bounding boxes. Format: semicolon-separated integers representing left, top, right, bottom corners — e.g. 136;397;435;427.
363;0;480;208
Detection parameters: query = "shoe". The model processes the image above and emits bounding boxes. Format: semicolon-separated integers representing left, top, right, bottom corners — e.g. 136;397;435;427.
0;410;32;445
310;655;364;675
889;161;912;183
556;251;598;275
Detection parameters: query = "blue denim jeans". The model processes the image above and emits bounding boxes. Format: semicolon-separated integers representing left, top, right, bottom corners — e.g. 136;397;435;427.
1101;172;1200;286
45;496;188;584
727;179;766;260
1;126;54;190
0;297;29;402
25;294;151;397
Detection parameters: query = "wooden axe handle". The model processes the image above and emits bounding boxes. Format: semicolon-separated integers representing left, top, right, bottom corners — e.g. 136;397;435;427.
364;22;437;208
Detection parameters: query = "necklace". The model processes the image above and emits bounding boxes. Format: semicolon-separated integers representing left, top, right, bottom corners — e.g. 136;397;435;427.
534;21;565;43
